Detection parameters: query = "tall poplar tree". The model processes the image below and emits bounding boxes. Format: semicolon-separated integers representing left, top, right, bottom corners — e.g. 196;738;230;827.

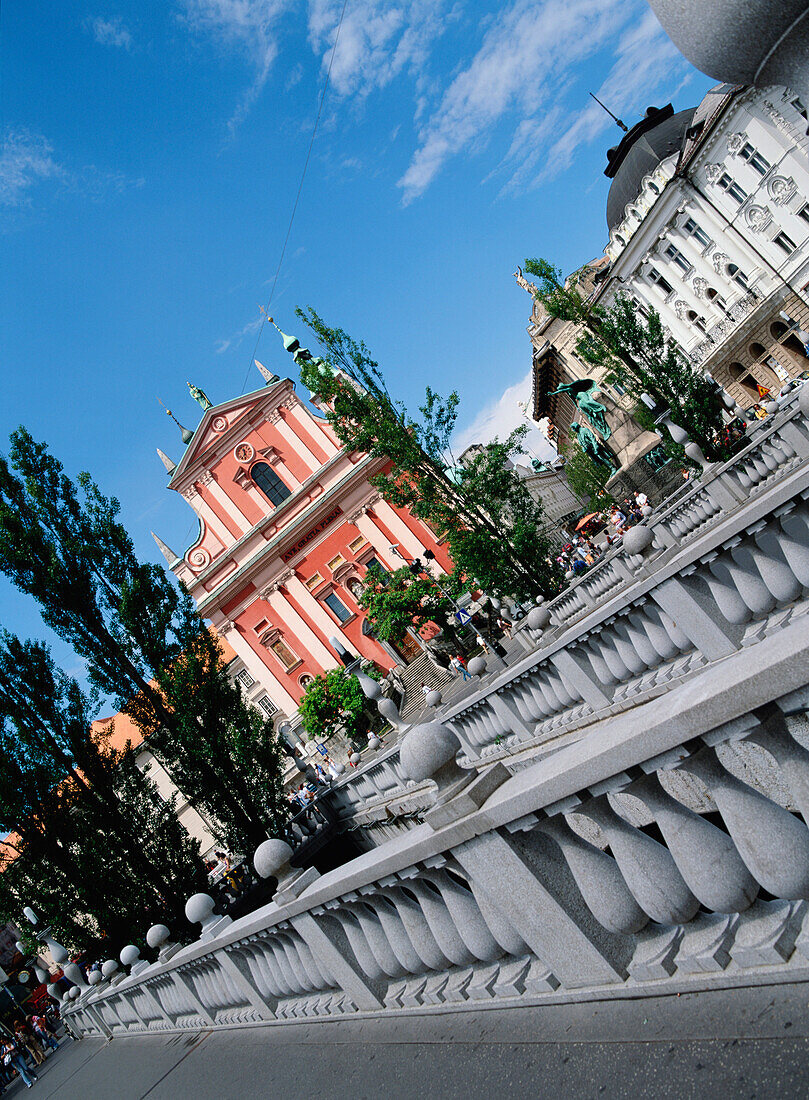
0;428;289;855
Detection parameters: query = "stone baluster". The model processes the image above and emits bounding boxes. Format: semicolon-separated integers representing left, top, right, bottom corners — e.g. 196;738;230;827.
357;894;425;974
579;796;700;925
610;620;653;673
542;817;648;934
724;543;778;616
328;903;405;980
745;712;809;826
582;639;619;687
629;773;758;913
414;870;501;963
385;886;453;972
680;747;809;899
593;631;634;681
736;524;802;605
637;604;681;660
778;507;809;587
702;552;753;624
614;617;660;670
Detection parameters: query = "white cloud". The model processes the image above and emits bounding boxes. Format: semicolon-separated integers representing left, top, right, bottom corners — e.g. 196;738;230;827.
454;367;555;463
0;130;63;207
87;16;133;49
179;0;292;133
215;314;263;353
307;0;451;100
398;0;637;203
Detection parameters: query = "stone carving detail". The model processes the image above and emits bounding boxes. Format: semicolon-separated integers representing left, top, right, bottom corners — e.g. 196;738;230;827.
234;442;255;464
674;299;689;320
743;205;772;232
186;547;211;570
691;277;709;298
211;416;228;433
767;175;797;206
712;251;730;275
726;132;745;154
762;100;794;138
198;472;214;487
704;163;723;185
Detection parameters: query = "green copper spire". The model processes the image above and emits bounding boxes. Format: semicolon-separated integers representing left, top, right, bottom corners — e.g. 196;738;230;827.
268;316;301;355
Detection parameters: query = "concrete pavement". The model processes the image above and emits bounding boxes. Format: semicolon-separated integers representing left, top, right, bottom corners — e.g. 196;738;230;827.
29;980;809;1099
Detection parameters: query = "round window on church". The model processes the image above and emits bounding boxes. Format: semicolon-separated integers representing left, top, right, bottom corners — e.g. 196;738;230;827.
234;442;255;464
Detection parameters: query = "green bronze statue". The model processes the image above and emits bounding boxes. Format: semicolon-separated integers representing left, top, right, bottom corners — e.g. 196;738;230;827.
549;378;612;440
570;421;618;471
187;382;213;411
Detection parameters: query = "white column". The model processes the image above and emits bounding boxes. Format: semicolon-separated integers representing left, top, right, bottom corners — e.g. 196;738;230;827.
349;508;400;570
202;473;251;535
263;583;340;671
216;622;299;714
284;401;341;459
372;498;441;577
182;487;231;549
285;574;361;657
270;411;322;474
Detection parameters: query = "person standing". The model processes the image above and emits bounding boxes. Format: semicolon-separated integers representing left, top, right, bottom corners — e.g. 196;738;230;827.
29;1016;57;1054
2;1037;37;1089
14;1021;44;1067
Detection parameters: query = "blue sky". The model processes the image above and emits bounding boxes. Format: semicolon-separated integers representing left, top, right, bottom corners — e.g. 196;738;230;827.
0;0;712;674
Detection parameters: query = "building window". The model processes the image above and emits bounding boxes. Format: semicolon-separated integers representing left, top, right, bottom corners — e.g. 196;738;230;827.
774;231;797;255
323;592;352;623
683;217;711;249
738;142;771;176
727;263;749;290
235;669;254;689
348;535;367;554
687;310;708;333
798;203;809;225
364;556;387;577
664;243;690;273
252;462;292;507
256;695;278;718
792;96;807;120
717;173;747;205
270;639;299;671
648;267;674;296
305;572;324;590
327;554;345;572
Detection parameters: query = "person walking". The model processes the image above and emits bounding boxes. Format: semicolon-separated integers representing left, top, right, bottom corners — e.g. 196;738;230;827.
29;1016;57;1054
450;654;471;681
2;1037;38;1089
14;1021;44;1067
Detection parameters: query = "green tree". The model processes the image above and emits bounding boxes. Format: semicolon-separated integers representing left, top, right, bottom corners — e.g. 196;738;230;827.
285;309;559;603
298;667;377;745
357;563;461;647
561;441;615;511
523;259;726;456
0;637;208;952
0;428;289;855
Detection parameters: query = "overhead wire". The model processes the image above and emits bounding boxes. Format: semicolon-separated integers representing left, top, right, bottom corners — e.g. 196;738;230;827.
240;0;350;394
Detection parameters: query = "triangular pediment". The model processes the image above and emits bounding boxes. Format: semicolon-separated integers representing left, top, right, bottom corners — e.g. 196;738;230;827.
168;379;292;487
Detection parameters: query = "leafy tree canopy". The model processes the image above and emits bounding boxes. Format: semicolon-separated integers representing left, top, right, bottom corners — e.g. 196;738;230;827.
298;667;377;745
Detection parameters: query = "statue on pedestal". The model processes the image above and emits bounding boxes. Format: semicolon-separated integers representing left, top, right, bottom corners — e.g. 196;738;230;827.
570;421;618;471
187;382;213;411
549;379;612;440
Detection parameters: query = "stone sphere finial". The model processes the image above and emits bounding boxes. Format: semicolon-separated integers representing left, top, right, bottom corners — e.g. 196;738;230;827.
466;655;487;677
400;721;461;783
185;893;216;926
622;524;654;556
253;838;294;881
119;944;142;970
146;924;171;950
68;987;81;1001
367;734;382;750
526;605;551;631
101;959;119;979
425;689;442;707
87;970;102;987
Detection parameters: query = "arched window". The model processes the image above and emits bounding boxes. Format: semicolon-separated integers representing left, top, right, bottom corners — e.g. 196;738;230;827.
251;462;292;507
749;342;766;360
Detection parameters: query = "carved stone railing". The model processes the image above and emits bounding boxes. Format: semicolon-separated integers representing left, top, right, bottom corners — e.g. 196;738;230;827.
62;390;809;1038
65;612;809;1036
318;389;809;835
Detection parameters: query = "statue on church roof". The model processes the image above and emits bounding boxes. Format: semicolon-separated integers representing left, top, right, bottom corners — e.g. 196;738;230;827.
187;381;213;411
570;421;617;471
549;378;612;440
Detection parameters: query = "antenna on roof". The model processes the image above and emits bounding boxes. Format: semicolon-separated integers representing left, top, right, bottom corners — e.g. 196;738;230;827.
589;92;629;133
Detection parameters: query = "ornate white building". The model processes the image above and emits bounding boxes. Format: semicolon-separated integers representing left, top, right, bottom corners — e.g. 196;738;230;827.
601;84;809;403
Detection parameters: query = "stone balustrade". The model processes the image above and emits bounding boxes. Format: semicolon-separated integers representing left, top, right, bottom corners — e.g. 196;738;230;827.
320;388;809;837
63;389;809;1039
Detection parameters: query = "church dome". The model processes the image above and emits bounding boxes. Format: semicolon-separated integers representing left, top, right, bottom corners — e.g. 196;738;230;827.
605;105;696;231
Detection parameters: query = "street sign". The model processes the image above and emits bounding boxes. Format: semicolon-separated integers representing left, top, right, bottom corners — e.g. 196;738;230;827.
455;608;472;625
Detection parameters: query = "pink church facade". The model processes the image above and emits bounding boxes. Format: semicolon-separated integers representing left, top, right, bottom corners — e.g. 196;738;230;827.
160;374;452;717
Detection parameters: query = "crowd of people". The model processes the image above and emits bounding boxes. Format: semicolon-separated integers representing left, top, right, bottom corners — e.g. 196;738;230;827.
556;490;651;577
0;1007;61;1092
